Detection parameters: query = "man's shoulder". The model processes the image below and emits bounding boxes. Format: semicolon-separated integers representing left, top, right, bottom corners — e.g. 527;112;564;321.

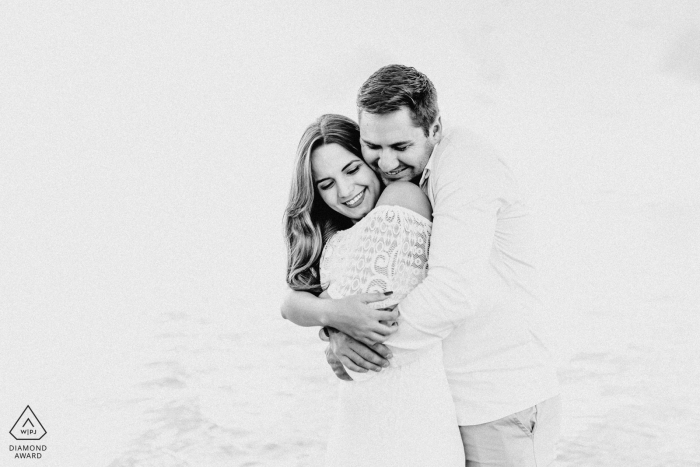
432;127;501;177
440;127;491;149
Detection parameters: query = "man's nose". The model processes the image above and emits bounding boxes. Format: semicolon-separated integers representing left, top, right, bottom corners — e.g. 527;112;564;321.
377;150;399;172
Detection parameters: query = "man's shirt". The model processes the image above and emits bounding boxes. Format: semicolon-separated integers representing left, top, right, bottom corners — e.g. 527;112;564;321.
391;128;560;425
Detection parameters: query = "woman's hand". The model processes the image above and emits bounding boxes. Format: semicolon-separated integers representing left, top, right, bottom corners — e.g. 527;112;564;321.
325;292;399;346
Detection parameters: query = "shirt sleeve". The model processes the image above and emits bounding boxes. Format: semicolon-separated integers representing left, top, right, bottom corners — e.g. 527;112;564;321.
393;132;502;341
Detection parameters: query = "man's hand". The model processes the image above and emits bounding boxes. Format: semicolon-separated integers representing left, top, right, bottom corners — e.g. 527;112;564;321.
325;345;353;381
328;329;393;373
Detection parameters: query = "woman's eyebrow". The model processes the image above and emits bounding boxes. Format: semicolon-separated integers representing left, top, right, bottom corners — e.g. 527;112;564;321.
316;161;360;185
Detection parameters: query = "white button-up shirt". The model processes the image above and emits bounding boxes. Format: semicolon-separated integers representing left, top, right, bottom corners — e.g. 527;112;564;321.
392;128;560;425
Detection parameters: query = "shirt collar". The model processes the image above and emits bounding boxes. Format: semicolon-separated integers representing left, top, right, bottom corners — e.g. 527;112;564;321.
418;139;440;189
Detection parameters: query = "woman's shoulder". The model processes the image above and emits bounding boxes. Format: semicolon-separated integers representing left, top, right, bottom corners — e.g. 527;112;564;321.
376;181;432;222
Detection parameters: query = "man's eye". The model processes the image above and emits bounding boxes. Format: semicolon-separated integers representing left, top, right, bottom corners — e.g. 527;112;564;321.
396;146;407;152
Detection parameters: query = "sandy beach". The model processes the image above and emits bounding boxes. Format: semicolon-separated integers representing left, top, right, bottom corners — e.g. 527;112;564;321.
2;196;697;466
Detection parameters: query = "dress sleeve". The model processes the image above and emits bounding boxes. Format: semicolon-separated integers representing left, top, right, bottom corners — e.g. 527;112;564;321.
319;233;338;292
322;205;431;308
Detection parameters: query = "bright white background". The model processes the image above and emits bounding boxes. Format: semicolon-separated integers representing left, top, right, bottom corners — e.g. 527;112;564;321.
1;1;699;466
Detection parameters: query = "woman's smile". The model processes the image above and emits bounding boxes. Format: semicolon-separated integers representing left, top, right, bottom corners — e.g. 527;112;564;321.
343;189;366;208
311;143;381;223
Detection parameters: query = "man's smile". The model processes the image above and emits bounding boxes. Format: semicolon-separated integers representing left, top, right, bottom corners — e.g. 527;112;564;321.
382;166;408;178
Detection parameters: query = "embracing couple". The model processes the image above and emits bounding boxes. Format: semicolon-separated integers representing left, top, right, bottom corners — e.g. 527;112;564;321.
282;65;561;466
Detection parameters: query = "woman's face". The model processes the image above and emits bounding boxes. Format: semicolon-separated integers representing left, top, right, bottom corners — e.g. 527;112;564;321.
311;143;381;223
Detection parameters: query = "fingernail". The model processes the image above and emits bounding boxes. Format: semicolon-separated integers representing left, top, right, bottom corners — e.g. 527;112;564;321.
384;291;393;296
373;367;382;372
382;361;390;367
387;354;393;359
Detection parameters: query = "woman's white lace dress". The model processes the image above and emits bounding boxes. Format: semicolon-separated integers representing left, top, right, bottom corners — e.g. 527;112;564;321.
320;205;464;467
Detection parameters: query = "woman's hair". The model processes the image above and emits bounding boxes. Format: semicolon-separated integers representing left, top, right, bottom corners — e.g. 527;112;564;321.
284;114;365;294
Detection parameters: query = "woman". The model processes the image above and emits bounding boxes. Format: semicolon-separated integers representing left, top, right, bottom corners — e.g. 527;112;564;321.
282;114;464;466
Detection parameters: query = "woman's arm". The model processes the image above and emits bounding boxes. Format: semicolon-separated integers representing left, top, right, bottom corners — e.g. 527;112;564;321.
281;290;395;375
280;289;333;327
280;289;398;345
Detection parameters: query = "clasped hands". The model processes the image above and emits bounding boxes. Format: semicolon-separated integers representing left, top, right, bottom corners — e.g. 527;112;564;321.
321;292;398;381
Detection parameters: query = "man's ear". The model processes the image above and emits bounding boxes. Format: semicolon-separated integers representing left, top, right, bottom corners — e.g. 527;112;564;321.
429;115;442;142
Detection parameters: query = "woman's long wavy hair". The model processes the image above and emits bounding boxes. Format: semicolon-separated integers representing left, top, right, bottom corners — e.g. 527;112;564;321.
284;114;366;294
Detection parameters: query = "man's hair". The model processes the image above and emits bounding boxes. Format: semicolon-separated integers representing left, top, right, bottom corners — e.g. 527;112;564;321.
357;64;439;136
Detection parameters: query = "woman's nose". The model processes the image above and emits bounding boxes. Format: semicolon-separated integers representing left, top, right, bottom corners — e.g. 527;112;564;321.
337;178;354;199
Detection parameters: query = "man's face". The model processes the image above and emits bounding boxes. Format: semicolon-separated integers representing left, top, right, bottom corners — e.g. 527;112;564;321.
359;107;441;185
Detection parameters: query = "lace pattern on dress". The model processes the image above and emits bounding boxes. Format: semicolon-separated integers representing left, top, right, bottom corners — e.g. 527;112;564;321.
320;205;431;310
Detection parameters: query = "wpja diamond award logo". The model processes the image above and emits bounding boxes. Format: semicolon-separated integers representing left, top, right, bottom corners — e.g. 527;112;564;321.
8;406;47;459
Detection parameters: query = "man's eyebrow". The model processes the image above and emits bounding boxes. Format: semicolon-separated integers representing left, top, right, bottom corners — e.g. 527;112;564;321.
315;161;359;185
362;139;412;147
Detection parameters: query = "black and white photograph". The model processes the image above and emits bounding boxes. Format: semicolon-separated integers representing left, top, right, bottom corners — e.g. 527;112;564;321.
1;1;699;466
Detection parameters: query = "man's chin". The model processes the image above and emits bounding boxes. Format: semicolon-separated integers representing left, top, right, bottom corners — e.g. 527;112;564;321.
382;173;419;185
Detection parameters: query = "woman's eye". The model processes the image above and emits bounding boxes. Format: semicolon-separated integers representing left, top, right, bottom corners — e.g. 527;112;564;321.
319;182;333;190
347;166;360;175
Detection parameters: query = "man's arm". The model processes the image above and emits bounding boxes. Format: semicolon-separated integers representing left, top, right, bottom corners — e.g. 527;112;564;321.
322;180;442;376
396;132;502;339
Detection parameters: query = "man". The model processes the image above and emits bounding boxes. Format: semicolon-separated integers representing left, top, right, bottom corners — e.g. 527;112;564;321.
320;64;561;466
